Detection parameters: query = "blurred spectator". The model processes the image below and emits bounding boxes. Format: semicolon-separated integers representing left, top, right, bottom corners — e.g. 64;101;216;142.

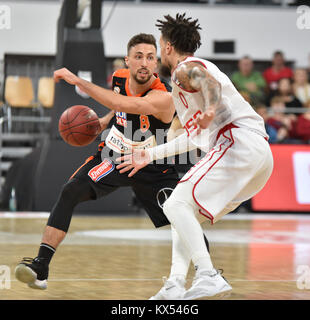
267;96;297;142
293;68;310;105
263;51;293;93
267;78;303;111
295;100;310;143
277;78;303;110
255;105;277;143
107;58;126;89
231;56;266;105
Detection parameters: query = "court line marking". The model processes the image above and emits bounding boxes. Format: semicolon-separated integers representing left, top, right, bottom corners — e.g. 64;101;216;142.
9;278;300;282
1;212;310;221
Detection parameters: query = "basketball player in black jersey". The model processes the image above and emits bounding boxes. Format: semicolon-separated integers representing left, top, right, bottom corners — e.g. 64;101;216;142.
15;33;209;292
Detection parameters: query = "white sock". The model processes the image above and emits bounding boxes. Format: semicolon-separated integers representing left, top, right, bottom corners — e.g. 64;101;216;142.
163;191;214;273
169;225;191;282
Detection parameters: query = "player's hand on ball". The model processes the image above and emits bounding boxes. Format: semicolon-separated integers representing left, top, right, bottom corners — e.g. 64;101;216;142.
116;149;151;177
54;68;79;85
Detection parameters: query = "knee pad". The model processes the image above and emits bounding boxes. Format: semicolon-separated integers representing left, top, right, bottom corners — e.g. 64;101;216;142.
60;178;95;203
47;178;95;232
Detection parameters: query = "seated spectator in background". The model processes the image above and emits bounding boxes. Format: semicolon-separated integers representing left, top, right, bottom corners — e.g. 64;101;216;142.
278;78;303;109
106;58;126;89
268;78;303;111
263;51;294;94
295;100;310;143
293;68;310;105
255;105;277;143
267;96;297;142
231;56;266;105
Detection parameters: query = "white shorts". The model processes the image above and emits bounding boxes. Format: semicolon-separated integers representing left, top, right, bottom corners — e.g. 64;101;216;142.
175;126;274;224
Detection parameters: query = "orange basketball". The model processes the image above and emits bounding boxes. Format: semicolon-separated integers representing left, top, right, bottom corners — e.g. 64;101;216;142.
58;105;101;147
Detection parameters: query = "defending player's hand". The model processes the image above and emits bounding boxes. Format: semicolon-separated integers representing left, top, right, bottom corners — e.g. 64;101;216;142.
116;149;151;177
54;68;79;85
193;106;215;135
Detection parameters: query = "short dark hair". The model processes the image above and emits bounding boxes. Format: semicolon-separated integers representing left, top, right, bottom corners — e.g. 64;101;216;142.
273;51;284;57
156;13;201;55
127;33;157;55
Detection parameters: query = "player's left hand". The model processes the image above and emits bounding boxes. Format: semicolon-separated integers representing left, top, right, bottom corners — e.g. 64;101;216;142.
193;106;215;135
116;149;151;177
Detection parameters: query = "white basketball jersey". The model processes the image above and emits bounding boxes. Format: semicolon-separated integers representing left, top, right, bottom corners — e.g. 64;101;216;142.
171;56;268;151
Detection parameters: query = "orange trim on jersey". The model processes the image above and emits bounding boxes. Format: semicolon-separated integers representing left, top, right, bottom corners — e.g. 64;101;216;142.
97;141;105;151
69;156;94;180
113;69;130;78
150;77;168;92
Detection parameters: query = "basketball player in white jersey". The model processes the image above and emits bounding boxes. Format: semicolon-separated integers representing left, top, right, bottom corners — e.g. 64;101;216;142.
117;13;274;300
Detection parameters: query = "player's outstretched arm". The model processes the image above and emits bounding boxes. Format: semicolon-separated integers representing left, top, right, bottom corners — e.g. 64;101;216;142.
116;131;197;177
54;68;174;121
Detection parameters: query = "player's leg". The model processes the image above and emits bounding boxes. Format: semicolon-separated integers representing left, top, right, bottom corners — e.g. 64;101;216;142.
150;225;210;300
133;166;211;300
15;154;120;290
163;180;232;300
15;177;96;289
170;128;273;300
149;225;189;300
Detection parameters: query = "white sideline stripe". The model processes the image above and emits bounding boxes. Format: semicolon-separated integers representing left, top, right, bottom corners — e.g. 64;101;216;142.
0;212;50;218
1;212;310;221
11;278;299;282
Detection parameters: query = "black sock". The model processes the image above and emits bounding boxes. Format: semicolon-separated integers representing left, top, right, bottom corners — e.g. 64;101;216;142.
37;243;56;265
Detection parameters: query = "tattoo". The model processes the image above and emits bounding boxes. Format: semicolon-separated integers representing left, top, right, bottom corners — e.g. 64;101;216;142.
175;62;221;108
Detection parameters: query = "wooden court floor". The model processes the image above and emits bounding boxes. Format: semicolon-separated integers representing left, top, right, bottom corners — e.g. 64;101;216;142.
1;212;310;300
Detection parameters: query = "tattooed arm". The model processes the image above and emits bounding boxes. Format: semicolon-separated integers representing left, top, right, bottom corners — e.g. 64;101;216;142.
175;61;221;108
174;61;221;131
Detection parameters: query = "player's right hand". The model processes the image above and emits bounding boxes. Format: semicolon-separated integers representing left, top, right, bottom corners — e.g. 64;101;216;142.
116;149;151;177
54;68;79;85
193;105;215;135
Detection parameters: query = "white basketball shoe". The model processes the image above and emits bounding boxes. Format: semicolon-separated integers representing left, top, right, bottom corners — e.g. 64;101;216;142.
149;276;186;300
184;269;232;300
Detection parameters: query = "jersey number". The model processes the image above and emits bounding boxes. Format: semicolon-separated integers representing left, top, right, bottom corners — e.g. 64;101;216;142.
139;115;150;133
184;111;202;136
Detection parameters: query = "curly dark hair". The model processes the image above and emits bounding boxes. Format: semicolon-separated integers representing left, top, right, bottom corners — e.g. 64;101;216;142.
156;13;202;55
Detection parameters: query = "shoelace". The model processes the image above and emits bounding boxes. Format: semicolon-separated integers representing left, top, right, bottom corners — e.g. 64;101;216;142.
20;257;47;265
20;257;34;264
192;268;222;285
161;276;185;289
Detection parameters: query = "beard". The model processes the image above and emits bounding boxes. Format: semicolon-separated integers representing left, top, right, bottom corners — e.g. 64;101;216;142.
133;71;152;84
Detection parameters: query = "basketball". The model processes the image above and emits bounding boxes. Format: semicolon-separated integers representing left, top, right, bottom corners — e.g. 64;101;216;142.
58;105;101;146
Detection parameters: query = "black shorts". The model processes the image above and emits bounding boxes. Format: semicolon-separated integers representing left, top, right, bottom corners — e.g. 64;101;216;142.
71;147;180;228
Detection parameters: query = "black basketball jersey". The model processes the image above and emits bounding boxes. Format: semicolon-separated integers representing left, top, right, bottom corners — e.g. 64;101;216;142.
101;68;172;154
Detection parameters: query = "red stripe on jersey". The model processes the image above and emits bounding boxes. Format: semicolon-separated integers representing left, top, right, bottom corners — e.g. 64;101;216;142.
191;129;235;224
